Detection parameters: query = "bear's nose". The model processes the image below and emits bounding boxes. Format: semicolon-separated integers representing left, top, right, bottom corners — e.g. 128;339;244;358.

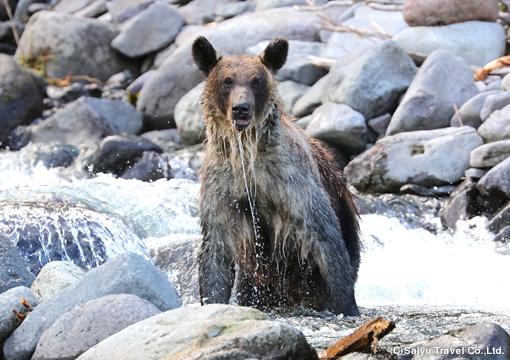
232;103;251;119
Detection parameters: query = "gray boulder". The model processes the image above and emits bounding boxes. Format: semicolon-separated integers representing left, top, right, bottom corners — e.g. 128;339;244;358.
76;304;318;360
470;140;510;169
345;126;483;193
278;81;310;113
30;261;86;302
215;2;255;19
450;90;501;128
174;81;205;146
306;102;367;154
0;54;43;147
3;252;180;360
145;234;202;305
393;21;505;67
112;2;184;58
477;157;510;203
323;40;417;120
478;105;510;143
292;74;329;117
14;11;138;81
32;294;160;360
0;234;35;293
177;0;230;25
28;97;143;146
108;0;154;23
0;287;39;344
54;0;94;13
386;49;478;136
440;179;479;230
480;91;510;121
488;203;510;234
137;7;325;129
140;128;184;151
120;151;173;182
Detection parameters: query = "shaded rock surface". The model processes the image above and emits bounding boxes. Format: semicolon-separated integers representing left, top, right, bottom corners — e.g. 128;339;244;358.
76;304;318;360
478;105;510;143
32;294;161;360
480;91;510;122
477;157;510;207
0;287;39;344
450;90;501;128
0;233;35;293
386;49;478;136
108;0;154;23
470;140;510;169
30;261;86;302
174;81;205;146
292;74;329;117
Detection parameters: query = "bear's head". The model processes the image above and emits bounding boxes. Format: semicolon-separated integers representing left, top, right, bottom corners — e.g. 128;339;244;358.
192;36;288;132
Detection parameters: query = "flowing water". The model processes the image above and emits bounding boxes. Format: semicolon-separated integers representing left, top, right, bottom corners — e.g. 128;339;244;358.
1;145;509;351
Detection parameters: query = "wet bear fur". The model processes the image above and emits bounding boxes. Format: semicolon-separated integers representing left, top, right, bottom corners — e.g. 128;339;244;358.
192;36;361;316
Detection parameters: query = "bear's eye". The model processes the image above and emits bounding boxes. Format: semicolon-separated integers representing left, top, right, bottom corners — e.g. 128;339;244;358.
223;78;233;87
252;78;261;87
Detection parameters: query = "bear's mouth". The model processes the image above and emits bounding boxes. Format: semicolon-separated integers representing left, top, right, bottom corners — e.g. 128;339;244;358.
233;119;251;131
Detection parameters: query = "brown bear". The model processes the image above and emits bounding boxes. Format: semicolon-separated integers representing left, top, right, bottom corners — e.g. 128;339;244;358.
192;36;361;316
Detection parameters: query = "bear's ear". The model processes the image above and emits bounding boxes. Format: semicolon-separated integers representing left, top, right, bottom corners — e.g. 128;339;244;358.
192;36;221;77
259;37;288;74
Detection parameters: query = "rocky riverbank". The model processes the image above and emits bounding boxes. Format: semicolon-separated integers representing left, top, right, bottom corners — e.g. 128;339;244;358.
1;0;510;359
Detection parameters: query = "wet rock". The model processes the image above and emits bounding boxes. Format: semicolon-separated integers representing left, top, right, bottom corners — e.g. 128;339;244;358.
86;135;162;175
177;0;230;25
137;7;324;129
478;105;510;143
323;40;417;120
450;90;501;128
32;294;160;360
76;304;318;360
278;81;310;113
440;178;480;230
470;140;510;169
3;253;180;360
400;184;455;197
477;157;510;210
386;49;478;136
145;234;201;305
112;2;184;58
0;54;43;148
480;91;510;122
29;143;80;168
108;0;154;23
306;102;367;154
488;203;510;235
174;81;205;146
30;261;86;302
28;97;143;146
403;0;499;27
345;127;483;193
5;126;30;150
0;287;39;344
393;21;505;67
15;11;139;82
0;234;35;293
494;226;510;243
292;74;329;117
140;128;184;151
465;168;488;179
120;151;172;182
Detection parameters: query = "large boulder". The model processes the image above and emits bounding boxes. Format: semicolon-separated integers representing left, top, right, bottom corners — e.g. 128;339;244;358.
0;287;39;344
470;140;510;169
0;234;35;293
345;126;483;193
322;40;417;120
108;0;154;23
76;304;318;360
292;74;329;117
32;294;161;360
3;253;180;360
27;97;143;146
393;21;505;67
478;105;510;143
30;261;86;302
386;49;478;136
112;2;184;58
14;11;138;81
174;81;205;146
0;54;43;147
403;0;499;27
137;7;325;129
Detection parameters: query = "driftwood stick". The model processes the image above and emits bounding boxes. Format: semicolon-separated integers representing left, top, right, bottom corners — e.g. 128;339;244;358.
316;13;392;40
473;55;510;81
319;317;396;359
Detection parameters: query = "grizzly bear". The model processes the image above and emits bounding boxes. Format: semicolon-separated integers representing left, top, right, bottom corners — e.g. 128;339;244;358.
192;36;361;316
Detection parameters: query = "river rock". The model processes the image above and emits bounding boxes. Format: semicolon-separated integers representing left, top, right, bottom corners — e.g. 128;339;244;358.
54;0;94;13
28;143;80;168
470;140;510;169
30;261;86;302
502;73;510;92
345;127;483;193
367;114;391;139
76;304;318;360
386;49;478;136
393;21;505;67
145;234;202;305
137;7;325;129
247;40;327;85
488;203;510;234
323;40;417;120
177;0;230;24
0;54;43;148
74;0;107;17
112;2;184;58
480;91;510;121
306;102;367;154
32;294;161;360
174;81;205;146
0;287;38;344
255;0;326;11
108;0;153;23
278;81;310;112
120;151;173;182
478;105;510;143
140;128;184;151
0;234;35;293
450;90;501;128
397;323;510;360
402;0;499;27
28;97;143;146
215;1;255;19
440;179;479;230
15;11;138;82
292;74;329;117
3;252;180;360
477;157;510;208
